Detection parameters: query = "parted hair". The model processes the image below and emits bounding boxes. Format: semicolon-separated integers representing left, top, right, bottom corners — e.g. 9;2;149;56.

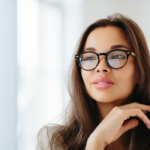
37;13;150;150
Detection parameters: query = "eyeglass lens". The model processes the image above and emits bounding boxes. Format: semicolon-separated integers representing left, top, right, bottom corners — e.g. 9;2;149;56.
79;51;127;70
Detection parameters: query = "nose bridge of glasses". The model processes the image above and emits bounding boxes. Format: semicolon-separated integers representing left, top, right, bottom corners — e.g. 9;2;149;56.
98;53;107;60
95;53;109;70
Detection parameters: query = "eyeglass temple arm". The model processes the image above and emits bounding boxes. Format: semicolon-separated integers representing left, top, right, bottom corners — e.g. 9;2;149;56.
131;52;136;56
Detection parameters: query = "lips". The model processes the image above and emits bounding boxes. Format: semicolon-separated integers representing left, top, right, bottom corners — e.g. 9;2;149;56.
93;77;114;89
93;77;114;84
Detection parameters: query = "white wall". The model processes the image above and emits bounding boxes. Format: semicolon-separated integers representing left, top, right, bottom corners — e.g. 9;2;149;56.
83;0;150;49
17;0;83;150
0;1;17;150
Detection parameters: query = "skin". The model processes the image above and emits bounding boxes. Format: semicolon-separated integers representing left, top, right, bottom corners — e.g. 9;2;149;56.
81;26;140;149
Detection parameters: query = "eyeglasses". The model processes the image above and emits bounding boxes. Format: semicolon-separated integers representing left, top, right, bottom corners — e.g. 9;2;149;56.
75;49;136;71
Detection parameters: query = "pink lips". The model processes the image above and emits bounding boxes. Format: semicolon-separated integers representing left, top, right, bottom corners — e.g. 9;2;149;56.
93;77;114;89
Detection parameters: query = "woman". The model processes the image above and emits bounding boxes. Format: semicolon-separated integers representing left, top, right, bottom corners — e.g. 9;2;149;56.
37;13;150;150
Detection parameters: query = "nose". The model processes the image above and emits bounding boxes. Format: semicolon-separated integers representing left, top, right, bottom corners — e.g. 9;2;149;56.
95;55;111;73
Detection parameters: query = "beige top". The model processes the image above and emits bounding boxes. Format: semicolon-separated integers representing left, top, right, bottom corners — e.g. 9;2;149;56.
36;125;59;150
36;125;135;150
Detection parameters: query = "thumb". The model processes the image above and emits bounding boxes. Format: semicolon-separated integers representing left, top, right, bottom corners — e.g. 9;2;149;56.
121;119;139;134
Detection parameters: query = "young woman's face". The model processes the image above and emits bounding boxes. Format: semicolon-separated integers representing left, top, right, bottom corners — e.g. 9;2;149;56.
81;26;139;104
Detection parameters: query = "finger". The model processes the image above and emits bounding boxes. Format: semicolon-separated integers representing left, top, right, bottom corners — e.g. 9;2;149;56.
124;108;150;129
120;102;150;112
120;119;139;134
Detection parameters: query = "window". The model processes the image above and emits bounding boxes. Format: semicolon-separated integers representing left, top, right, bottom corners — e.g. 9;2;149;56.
17;0;83;149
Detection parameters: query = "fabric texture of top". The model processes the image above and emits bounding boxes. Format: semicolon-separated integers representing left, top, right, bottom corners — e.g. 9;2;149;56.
36;124;135;150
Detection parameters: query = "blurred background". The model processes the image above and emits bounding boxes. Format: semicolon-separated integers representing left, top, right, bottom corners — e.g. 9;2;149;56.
1;0;150;150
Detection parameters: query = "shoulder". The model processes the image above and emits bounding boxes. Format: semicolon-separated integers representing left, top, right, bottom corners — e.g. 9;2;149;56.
36;124;61;150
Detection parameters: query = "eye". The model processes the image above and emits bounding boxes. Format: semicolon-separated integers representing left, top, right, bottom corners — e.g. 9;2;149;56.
112;55;125;59
85;57;96;60
80;53;97;61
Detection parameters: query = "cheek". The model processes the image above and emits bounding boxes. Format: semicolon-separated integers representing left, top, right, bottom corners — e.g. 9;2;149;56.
81;69;93;88
116;63;137;91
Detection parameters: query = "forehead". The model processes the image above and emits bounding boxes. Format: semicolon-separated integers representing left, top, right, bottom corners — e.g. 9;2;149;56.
84;26;130;52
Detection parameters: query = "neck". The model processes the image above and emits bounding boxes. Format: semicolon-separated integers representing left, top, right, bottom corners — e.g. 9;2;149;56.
97;94;133;120
96;95;133;149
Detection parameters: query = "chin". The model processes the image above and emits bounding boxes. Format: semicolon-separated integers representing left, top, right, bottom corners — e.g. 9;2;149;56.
90;93;124;104
90;94;113;103
95;98;113;103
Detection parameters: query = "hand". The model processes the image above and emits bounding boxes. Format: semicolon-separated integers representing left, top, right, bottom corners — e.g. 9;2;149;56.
87;102;150;147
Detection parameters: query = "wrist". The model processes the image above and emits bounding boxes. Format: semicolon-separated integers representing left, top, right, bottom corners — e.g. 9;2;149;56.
86;135;106;150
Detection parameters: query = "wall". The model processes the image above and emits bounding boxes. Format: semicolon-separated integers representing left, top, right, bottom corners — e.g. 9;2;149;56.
0;1;17;150
83;0;150;48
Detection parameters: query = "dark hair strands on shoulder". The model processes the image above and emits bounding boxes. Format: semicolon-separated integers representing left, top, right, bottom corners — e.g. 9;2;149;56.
37;13;150;150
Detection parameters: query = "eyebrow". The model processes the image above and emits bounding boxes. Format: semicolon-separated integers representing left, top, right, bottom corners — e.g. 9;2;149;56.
84;45;129;52
111;45;129;50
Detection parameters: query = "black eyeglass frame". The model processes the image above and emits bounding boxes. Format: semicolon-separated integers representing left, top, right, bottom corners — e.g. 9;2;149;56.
75;49;136;71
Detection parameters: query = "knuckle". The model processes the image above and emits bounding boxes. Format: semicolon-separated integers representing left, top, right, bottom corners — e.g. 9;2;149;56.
114;106;124;113
133;102;139;106
119;109;124;114
119;109;127;118
116;107;125;115
113;107;127;119
133;102;141;109
134;108;141;114
113;106;120;110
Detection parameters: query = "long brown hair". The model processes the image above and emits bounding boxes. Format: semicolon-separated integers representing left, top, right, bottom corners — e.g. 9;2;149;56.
37;13;150;150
